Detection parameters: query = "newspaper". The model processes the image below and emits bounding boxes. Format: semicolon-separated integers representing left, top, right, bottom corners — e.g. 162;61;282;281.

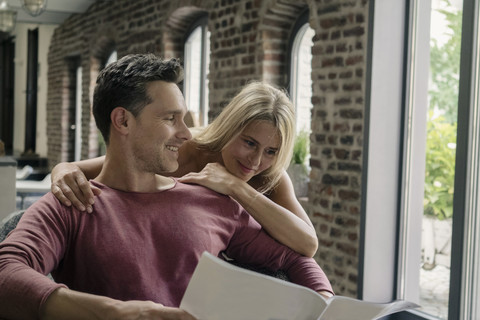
180;252;419;320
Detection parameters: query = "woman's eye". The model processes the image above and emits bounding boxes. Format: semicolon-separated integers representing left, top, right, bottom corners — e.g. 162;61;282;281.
244;139;255;147
266;149;277;156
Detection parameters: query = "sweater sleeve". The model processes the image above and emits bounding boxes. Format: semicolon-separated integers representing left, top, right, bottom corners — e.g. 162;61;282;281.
225;203;333;295
0;194;70;319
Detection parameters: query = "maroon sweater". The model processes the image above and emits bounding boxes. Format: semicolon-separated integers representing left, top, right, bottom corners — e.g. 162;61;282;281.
0;180;333;319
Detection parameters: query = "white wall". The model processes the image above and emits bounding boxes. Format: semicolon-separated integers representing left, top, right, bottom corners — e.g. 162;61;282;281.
11;23;58;157
0;157;17;220
363;0;431;304
362;0;406;301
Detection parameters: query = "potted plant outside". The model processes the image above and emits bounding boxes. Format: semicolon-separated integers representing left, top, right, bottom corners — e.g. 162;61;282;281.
287;130;310;198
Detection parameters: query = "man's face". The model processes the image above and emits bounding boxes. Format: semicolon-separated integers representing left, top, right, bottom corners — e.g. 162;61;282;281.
129;81;192;173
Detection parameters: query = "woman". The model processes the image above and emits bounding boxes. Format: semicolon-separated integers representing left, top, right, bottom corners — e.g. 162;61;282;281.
51;82;318;257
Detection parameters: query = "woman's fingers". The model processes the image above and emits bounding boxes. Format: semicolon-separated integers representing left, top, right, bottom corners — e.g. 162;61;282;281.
52;175;99;213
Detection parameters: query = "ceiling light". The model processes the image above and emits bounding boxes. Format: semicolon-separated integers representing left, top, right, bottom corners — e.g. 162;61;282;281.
0;0;16;33
20;0;47;17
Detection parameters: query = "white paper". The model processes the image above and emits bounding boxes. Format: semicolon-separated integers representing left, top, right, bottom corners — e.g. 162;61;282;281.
180;252;419;320
318;296;419;320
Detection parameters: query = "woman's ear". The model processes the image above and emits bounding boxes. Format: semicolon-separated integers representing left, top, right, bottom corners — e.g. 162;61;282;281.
110;107;131;135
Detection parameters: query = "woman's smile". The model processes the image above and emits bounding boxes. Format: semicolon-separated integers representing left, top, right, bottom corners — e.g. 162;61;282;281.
237;161;255;175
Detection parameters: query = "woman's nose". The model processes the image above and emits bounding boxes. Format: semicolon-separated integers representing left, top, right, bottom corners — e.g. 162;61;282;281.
248;150;262;168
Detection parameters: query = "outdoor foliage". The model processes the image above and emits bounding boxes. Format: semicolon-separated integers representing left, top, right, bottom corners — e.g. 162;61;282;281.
424;0;461;220
424;112;457;220
291;130;309;166
429;1;462;124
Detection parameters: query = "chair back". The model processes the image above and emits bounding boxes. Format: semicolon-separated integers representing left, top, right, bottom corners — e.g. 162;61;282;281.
0;210;25;242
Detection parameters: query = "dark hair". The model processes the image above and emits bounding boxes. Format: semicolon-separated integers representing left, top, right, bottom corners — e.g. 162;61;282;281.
93;53;184;144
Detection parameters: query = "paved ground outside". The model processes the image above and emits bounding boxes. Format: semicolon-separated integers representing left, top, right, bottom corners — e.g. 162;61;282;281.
419;264;450;319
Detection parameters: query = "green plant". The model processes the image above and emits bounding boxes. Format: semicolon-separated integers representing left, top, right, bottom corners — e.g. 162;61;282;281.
429;0;462;124
291;130;309;165
423;0;461;220
423;112;456;220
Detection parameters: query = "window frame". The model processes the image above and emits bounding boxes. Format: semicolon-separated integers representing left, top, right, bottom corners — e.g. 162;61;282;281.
450;0;480;318
361;0;408;303
363;0;480;319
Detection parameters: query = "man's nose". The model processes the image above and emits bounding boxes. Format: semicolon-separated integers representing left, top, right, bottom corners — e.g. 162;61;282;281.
177;119;192;141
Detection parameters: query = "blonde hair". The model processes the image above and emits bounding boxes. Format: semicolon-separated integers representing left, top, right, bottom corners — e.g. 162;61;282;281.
194;81;295;193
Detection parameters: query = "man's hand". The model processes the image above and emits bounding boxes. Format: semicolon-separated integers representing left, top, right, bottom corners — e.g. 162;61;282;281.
51;162;101;213
41;288;197;320
110;300;197;320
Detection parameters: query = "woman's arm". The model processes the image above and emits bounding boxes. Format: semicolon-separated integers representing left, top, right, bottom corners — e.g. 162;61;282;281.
50;156;105;212
237;171;318;257
178;163;318;257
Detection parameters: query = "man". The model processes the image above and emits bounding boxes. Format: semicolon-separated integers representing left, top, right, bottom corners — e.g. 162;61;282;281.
0;54;333;320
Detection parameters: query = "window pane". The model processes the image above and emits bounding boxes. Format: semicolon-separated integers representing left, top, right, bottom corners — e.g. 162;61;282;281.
184;25;209;127
288;23;314;197
419;0;462;318
105;51;117;67
397;0;464;318
396;0;464;318
291;24;314;135
75;66;82;162
185;26;202;126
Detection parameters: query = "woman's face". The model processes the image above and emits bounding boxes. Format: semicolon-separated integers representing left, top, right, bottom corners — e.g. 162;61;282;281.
221;120;280;181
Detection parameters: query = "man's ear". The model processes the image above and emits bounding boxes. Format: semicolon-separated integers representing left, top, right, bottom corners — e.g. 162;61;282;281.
110;107;131;135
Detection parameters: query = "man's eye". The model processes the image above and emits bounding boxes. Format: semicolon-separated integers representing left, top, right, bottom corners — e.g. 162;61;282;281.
165;115;175;121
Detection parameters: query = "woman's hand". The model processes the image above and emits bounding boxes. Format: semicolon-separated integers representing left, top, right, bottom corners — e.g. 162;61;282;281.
51;162;101;212
317;290;334;299
178;163;239;196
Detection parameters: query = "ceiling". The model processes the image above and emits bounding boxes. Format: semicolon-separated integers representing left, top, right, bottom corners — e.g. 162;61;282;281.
6;0;97;25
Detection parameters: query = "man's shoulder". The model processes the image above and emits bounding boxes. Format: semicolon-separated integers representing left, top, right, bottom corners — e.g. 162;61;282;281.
26;192;63;210
22;192;81;221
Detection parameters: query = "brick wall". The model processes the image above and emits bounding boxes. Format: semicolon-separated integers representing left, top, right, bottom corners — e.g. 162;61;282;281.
47;0;369;297
309;0;367;296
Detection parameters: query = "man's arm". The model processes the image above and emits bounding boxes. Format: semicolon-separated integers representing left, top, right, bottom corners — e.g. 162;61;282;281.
0;197;71;318
0;197;196;320
41;288;196;320
0;257;196;320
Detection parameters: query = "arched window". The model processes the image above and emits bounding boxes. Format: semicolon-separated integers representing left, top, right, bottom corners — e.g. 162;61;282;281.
287;10;314;198
184;16;210;127
289;11;314;135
